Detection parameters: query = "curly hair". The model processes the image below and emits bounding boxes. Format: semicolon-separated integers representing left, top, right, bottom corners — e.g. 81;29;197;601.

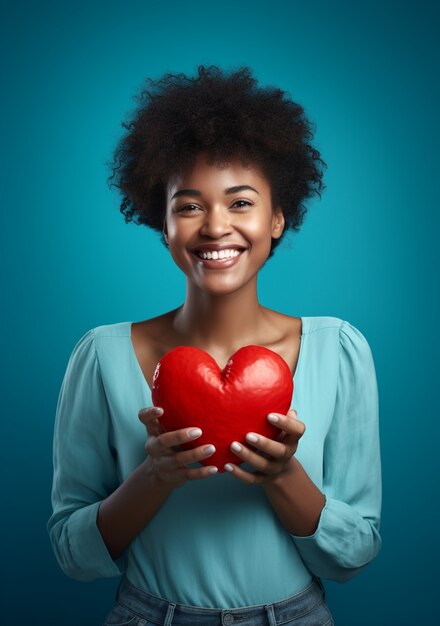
109;65;326;258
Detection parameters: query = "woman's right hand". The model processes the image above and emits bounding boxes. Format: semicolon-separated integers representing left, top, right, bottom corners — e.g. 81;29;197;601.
138;407;218;488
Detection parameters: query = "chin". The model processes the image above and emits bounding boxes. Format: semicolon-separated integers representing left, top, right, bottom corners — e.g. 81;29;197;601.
192;272;257;296
194;282;243;297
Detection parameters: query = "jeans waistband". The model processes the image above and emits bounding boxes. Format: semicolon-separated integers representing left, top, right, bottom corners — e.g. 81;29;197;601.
115;575;326;626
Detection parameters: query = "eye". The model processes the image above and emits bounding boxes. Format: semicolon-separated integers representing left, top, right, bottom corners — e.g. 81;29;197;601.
231;199;253;210
176;204;201;213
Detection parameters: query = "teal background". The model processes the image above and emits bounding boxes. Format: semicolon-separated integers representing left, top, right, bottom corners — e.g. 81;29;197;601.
1;1;438;624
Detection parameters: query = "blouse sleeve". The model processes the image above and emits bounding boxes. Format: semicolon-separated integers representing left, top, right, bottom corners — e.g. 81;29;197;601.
47;329;124;581
290;320;382;582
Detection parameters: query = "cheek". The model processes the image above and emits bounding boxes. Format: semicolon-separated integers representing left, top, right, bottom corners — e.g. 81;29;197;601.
245;215;274;244
166;221;190;253
168;239;188;268
165;216;178;241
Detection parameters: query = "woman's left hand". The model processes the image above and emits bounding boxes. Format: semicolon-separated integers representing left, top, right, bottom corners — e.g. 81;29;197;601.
225;409;305;485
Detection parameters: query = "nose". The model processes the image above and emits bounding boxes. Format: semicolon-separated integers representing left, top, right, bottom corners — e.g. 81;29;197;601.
199;207;233;239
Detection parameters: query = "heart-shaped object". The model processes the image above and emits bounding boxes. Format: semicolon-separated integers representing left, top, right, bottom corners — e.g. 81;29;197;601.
151;345;294;472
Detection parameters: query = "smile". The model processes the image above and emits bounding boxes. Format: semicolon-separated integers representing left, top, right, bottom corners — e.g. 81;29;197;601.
197;249;241;260
192;248;246;269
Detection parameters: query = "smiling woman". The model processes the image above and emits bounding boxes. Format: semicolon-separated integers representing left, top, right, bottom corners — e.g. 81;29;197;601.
164;152;285;296
108;65;325;259
47;65;382;626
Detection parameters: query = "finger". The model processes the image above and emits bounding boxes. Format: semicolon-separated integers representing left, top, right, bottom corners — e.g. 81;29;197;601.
146;426;203;457
138;407;165;435
243;432;295;462
229;440;285;474
161;443;217;471
267;411;306;437
182;465;219;480
223;462;265;485
138;406;163;421
157;463;218;487
146;418;165;438
273;409;299;441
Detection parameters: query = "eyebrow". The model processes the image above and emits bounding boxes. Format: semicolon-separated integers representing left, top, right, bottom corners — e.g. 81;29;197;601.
171;185;259;200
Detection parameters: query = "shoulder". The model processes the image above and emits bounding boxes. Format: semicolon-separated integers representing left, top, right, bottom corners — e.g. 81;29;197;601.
301;317;374;369
68;322;131;349
301;315;343;335
85;321;136;355
263;311;350;345
67;322;132;370
91;321;131;340
268;314;345;336
302;316;370;344
305;318;377;380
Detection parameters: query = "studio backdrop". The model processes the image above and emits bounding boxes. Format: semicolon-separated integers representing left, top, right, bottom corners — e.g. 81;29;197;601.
1;1;438;625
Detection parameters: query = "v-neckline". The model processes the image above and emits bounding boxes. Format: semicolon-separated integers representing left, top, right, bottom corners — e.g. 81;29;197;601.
127;318;306;396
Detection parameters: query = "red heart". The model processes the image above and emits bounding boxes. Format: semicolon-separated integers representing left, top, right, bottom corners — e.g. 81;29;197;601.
151;345;294;473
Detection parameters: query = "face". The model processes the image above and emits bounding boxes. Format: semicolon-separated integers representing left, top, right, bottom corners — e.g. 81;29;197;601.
164;152;285;296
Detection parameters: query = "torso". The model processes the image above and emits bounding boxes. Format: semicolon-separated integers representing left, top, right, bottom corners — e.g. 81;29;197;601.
131;308;302;392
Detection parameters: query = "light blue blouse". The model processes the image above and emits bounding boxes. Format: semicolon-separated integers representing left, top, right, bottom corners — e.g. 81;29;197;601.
47;316;382;608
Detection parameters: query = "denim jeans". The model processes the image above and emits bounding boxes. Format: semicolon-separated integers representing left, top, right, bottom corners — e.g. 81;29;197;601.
103;576;334;626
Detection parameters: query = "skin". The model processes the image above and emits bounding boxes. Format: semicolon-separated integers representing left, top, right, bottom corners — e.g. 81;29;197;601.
97;152;326;560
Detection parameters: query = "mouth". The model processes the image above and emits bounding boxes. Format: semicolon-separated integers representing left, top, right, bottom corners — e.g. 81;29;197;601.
191;247;247;269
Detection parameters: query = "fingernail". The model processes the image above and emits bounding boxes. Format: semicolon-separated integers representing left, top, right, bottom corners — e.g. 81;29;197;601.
267;414;279;423
189;428;202;438
246;433;258;443
152;407;163;415
231;442;242;452
204;445;216;455
224;464;234;472
208;466;218;474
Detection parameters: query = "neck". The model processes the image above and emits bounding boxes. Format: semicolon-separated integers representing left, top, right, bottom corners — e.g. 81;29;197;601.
172;277;265;353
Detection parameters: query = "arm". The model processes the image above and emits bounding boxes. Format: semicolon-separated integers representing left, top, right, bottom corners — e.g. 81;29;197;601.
47;330;126;580
262;456;326;537
227;321;382;582
48;330;217;576
47;330;177;578
96;459;174;561
226;411;328;536
286;321;383;581
97;406;221;560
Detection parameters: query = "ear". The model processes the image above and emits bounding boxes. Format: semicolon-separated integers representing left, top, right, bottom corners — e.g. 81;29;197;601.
271;207;285;239
162;218;169;244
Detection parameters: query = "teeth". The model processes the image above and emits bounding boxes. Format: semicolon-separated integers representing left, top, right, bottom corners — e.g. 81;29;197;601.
197;249;242;260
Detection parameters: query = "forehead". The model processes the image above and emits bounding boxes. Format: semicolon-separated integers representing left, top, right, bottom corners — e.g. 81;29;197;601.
166;152;270;198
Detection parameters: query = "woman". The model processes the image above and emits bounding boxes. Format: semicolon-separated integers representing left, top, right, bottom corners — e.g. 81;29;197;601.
48;66;382;626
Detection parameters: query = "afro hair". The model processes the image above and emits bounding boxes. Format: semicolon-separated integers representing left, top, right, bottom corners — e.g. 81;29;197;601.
109;65;326;258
